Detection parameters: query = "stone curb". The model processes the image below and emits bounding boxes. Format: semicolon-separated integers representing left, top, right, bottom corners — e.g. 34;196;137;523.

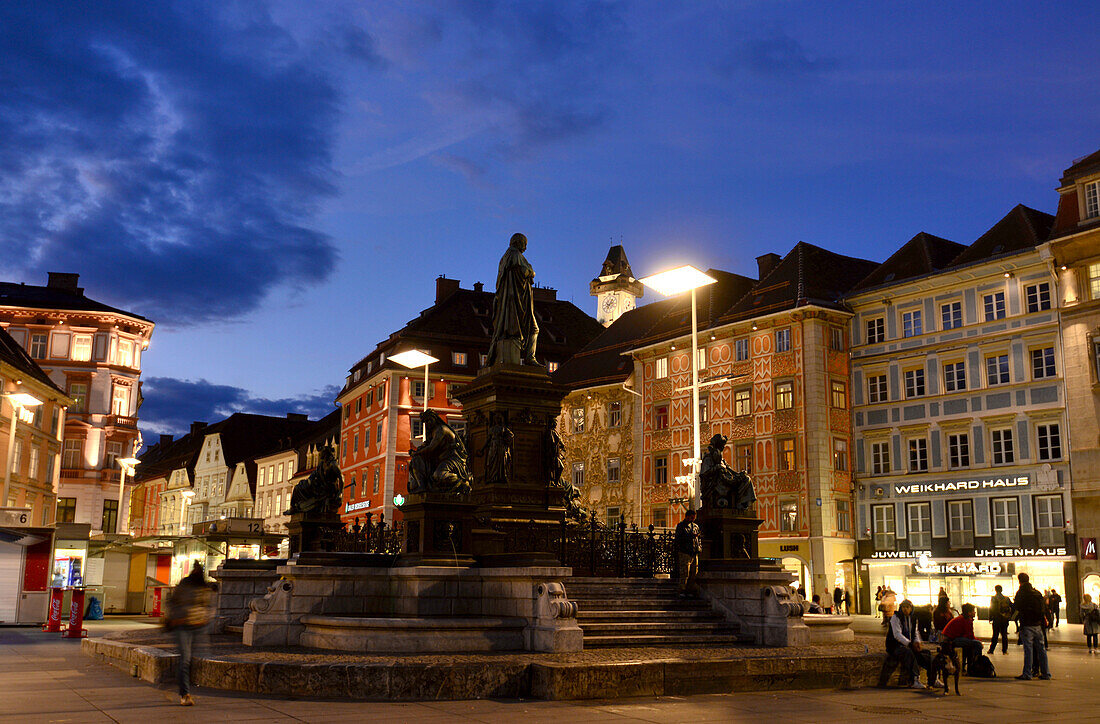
81;637;886;701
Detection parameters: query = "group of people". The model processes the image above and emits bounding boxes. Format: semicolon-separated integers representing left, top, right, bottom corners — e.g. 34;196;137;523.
805;586;853;615
883;572;1059;687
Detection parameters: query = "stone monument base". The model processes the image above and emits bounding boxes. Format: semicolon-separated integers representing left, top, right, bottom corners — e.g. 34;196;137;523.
398;492;476;567
286;511;343;556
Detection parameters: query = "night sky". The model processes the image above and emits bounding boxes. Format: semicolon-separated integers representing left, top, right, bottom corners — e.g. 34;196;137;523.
1;1;1097;440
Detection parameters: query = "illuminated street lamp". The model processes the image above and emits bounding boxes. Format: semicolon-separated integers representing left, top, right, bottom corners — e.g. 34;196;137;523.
390;349;439;440
638;265;717;511
117;456;140;535
2;388;43;508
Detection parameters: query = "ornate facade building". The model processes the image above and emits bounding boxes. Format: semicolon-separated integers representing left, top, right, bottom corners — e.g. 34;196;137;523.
337;276;604;525
1048;148;1100;606
0;273;153;532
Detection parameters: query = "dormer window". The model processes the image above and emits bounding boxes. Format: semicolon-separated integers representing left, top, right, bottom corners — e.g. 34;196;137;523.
1085;179;1100;219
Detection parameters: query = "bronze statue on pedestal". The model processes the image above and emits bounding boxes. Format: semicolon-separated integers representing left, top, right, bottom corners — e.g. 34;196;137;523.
286;445;342;515
487;233;539;366
699;433;757;512
408;409;472;495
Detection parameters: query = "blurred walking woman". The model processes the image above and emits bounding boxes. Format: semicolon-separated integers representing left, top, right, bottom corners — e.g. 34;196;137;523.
165;563;215;706
1082;593;1100;654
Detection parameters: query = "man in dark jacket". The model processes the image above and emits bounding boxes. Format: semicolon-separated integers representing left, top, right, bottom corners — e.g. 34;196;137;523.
1049;589;1062;627
885;599;928;689
989;584;1012;654
1013;572;1051;680
674;509;702;597
167;563;215;705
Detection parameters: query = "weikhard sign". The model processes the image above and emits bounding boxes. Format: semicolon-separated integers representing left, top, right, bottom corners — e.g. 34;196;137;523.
894;475;1030;496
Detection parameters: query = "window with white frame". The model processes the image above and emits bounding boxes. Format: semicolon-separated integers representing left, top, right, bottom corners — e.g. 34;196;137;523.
986;354;1010;385
904;368;925;398
1090;262;1100;300
1035;495;1064;547
941;301;963;330
871;441;890;475
696;348;706;371
992;497;1020;546
833;439;848;471
866;318;885;344
29;333;47;359
1031;347;1056;379
68;382;88;413
775;382;793;410
607;457;621;484
607;401;622;428
62;439;82;469
872;504;896;550
72;334;92;362
1025;282;1052;313
28;446;39;480
117;340;133;368
991;428;1015;464
902;309;923;337
734;388;751;416
776;328;791;352
10;439;21;474
104;441;122;470
452;351;467;366
735;443;752;472
908;438;928;472
111;385;130;416
943;361;966;392
734;338;749;361
831;381;846;408
571;407;585;433
867;374;888;404
411;419;423;441
948;432;970;468
983;291;1006;321
1086;180;1100;219
412;380;433;402
948;500;974;549
908;502;932;549
655;357;668;378
1037;423;1062;460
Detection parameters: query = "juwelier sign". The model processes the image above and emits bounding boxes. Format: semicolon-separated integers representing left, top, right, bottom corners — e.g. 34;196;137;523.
894;475;1030;496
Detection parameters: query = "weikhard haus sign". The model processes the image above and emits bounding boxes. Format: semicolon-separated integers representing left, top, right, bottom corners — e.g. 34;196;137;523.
893;475;1030;496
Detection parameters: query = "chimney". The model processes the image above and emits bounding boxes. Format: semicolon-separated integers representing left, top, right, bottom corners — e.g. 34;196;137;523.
532;286;558;302
286;412;308;422
190;421;208;436
435;275;460;303
47;272;82;294
756;253;781;280
473;281;484;293
159;434;174;447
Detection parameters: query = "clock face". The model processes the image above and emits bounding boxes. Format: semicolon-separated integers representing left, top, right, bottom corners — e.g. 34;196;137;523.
622;297;635;311
602;296;617;314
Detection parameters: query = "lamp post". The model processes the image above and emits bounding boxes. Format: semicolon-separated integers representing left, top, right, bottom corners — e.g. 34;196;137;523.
2;389;43;508
638;265;717;511
117;456;140;535
390;349;440;441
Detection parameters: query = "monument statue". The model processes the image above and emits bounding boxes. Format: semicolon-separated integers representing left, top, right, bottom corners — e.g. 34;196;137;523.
408;409;472;495
542;418;565;486
699;433;757;512
487;232;539;366
287;445;342;515
478;414;513;484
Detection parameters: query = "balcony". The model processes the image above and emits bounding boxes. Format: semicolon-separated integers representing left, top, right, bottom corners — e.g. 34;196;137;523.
106;415;138;429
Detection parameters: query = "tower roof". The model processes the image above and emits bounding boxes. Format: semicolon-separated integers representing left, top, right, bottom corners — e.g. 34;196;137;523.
595;245;634;280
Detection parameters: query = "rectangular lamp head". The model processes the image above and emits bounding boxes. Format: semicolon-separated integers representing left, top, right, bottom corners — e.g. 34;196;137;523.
389;349;440;368
639;265;717;297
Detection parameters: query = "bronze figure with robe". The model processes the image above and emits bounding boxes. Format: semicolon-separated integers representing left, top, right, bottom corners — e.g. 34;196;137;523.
287;445;343;515
699;433;757;512
487;233;539;365
408;410;472;495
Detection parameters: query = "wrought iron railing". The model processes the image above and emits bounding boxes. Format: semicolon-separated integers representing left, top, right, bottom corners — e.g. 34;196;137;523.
329;512;403;554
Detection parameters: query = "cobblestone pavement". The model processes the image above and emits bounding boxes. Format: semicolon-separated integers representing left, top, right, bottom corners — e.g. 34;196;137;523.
3;618;1097;723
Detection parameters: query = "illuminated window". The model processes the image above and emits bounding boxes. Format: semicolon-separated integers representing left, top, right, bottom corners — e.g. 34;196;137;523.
735;388;751;416
572;462;584;487
779;498;798;531
117;340;133;368
57;497;76;523
547;361;559;373
778;438;795;471
1086;180;1100;219
571;407;585;433
831;381;846;408
1089;262;1100;301
111;385;129;416
696;348;706;371
62;439;82;469
453;351;467;366
654;403;669;430
655;357;668;379
775;382;793;410
72;335;92;361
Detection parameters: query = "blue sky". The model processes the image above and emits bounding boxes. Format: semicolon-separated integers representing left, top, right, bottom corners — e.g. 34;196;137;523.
1;1;1097;437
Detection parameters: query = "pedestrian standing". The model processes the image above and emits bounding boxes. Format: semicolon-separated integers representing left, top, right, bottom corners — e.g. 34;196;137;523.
673;509;701;598
1081;594;1100;653
875;586;884;618
989;584;1012;655
165;563;215;706
1013;572;1051;680
1050;589;1063;627
844;588;853;616
833;585;844;615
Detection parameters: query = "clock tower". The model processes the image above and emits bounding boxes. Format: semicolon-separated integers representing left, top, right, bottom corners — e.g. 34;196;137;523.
590;245;644;326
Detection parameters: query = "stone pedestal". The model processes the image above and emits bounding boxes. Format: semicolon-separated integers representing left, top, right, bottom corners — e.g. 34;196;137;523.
286;511;343;556
397;492;476;566
700;511;762;561
453;363;567;562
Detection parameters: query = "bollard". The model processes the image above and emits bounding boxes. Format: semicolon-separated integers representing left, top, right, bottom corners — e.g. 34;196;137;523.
63;587;88;638
42;587;64;632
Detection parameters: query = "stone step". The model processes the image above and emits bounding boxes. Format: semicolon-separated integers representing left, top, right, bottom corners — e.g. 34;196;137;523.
576;609;723;622
578;621;738;635
572;598;708;611
582;633;745;648
568;577;674;584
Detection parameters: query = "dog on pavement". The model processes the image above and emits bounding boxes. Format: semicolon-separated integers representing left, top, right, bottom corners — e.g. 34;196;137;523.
928;645;961;695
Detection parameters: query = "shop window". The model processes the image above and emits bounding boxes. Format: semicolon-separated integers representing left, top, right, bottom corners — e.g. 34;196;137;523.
102;499;119;534
872;504;896;550
833;439;848;471
902;309;923;338
775;328;791;353
941;301;962;330
607;401;622;428
1037;423;1062;461
907;502;931;549
984;291;1006;321
986;354;1010;385
948;433;970;468
867;374;888;404
866;318;885;344
778;438;796;471
871;441;890;475
1025;282;1052;313
655;357;668;379
56;497;76;523
904;368;925;398
943;361;966;392
1031;347;1056;379
836;499;850;533
735;338;750;361
653;456;668;487
907;438;928;473
991;428;1015;464
948;500;974;549
831;381;846;408
607;457;621;484
654;403;669;430
735;443;752;473
735;388;751;416
992;497;1020;547
779;498;799;532
572;462;585;488
1035;495;1064;547
775;382;793;410
571;407;585;433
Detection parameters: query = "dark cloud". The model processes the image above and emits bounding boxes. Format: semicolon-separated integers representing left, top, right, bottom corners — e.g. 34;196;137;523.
718;32;838;80
139;376;339;438
0;1;344;325
327;24;387;67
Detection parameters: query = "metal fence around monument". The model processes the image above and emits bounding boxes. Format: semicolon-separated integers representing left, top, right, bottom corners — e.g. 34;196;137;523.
329;512;403;554
505;514;679;578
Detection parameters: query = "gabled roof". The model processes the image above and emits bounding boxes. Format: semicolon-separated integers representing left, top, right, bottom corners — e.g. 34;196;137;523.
948;204;1054;268
0;280;150;322
721;242;878;322
0;325;64;395
849;232;966;294
597;245;635;279
204;413;314;468
134;428;206;483
1060;148;1100;185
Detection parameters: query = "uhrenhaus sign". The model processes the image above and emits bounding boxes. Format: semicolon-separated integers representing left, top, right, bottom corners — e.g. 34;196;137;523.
893;475;1030;496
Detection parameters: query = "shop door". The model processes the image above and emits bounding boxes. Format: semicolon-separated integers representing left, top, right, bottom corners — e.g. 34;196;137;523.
0;542;22;623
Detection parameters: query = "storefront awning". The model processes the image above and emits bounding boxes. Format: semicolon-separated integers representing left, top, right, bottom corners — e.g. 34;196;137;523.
0;527;49;546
